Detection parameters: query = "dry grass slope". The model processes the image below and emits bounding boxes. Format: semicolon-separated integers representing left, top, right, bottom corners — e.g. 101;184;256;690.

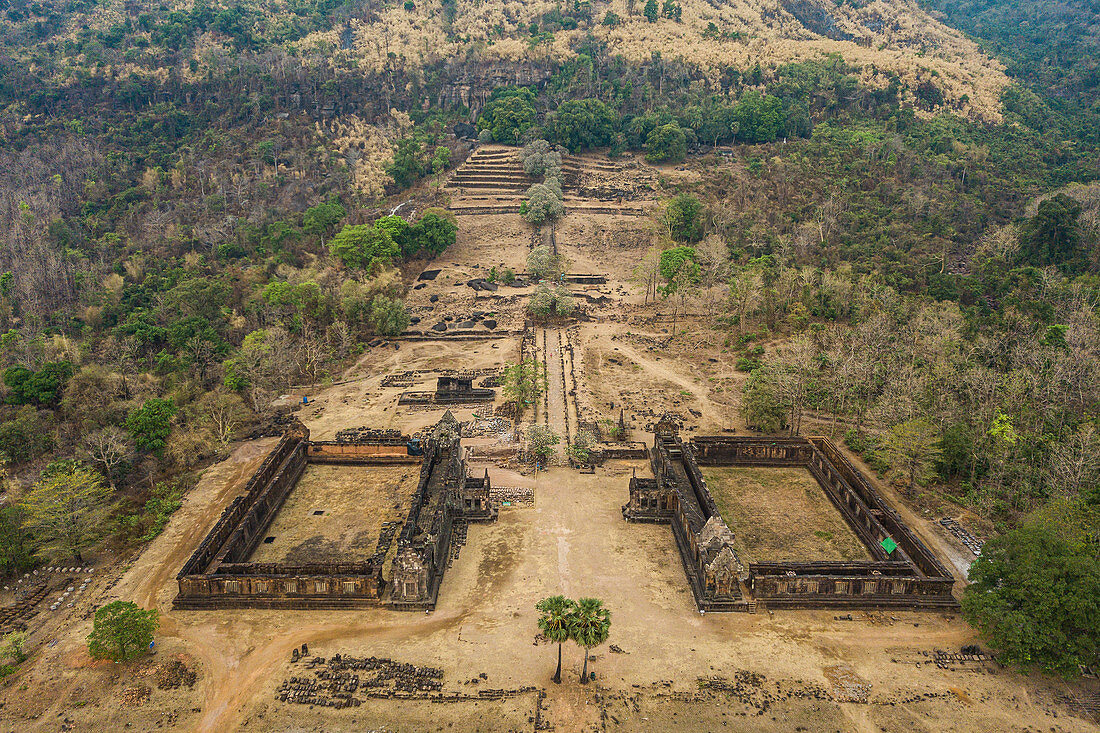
321;0;1008;119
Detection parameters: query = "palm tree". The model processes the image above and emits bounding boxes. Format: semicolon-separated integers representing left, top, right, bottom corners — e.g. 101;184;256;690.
536;595;575;684
569;597;611;684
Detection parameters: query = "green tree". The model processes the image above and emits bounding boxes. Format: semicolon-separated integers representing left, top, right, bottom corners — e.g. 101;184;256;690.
645;123;687;163
373;214;413;255
879;418;943;490
536;595;576;684
477;88;538;144
543;99;618;152
368;295;410;337
87;601;160;662
0;503;36;577
734;91;783;143
409;210;458;256
302;201;346;244
430;145;451;175
661;193;703;242
328;225;400;271
526;424;560;466
644;0;658;22
3;361;74;406
569;597;611;683
1018;194;1086;272
125;398;177;454
502;359;547;417
962;499;1100;677
658;246;700;334
386;138;426;189
21;463;111;562
740;366;788;433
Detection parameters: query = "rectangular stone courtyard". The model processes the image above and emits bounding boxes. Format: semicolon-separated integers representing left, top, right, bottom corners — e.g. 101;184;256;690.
248;464;419;565
701;466;872;563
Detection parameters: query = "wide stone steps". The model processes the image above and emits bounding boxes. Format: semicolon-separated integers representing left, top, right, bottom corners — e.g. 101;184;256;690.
446;182;529;191
450;174;530;184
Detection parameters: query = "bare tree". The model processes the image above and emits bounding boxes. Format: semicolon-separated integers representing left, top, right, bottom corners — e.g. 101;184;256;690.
727;267;761;335
80;427;134;491
1047;424;1100;498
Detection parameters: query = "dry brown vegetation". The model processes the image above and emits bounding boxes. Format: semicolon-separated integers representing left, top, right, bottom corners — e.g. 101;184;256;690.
324;0;1008;118
703;466;872;562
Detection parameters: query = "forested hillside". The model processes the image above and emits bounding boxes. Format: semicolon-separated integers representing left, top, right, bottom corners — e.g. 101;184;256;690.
0;0;1097;678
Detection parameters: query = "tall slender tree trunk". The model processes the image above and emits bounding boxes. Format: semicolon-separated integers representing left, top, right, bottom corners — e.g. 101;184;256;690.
554;643;562;684
580;650;589;684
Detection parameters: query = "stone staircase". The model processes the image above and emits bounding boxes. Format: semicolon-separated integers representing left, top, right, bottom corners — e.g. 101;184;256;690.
445;145;652;217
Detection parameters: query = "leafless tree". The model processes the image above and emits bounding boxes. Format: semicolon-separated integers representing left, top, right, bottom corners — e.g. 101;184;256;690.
81;427;134;490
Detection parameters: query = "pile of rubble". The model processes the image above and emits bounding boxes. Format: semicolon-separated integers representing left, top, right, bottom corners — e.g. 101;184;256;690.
278;651;446;707
462;416;511;438
822;664;872;703
0;582;48;632
930;647;993;669
156;659;198;690
276;650;541;709
334;427;406;444
381;372;417;388
693;673;833;715
448;520;469;566
489;486;534;506
938;517;984;555
119;685;151;707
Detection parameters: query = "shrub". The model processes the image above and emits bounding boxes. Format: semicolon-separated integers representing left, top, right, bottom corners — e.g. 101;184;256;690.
125;398;177;454
369;295;411;337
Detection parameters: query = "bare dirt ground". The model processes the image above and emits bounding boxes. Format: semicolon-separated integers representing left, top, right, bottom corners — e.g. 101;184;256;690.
4;457;1096;732
1;148;1097;732
574;321;747;436
703;466;872;563
248;464;418;564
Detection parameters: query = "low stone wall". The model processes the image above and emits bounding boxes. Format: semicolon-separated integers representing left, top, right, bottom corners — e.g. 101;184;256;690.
307;442;418;464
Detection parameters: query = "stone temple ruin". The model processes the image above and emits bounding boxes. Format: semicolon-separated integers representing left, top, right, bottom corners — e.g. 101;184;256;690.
624;415;957;612
175;413;496;610
397;375;496;406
